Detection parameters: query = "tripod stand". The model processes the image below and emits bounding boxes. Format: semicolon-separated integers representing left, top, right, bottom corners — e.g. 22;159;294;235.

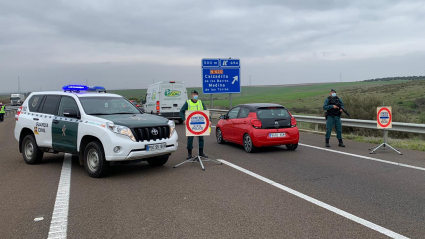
369;129;402;155
173;141;222;171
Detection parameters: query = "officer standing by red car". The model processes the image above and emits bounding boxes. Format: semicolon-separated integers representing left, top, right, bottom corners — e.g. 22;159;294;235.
323;89;346;148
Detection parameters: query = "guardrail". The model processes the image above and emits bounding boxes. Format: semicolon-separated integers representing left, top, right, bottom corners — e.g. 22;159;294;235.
5;109;17;117
208;109;425;134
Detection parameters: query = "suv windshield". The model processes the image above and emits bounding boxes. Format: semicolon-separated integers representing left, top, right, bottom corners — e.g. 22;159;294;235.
79;97;141;115
11;97;20;100
256;108;290;119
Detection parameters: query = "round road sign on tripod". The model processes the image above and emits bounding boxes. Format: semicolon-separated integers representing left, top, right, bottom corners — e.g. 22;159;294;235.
377;106;392;129
185;110;210;136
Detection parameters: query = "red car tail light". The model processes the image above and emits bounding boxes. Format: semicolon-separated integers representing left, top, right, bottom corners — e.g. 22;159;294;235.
16;106;23;121
136;104;139;107
251;119;262;129
291;117;297;127
156;101;160;113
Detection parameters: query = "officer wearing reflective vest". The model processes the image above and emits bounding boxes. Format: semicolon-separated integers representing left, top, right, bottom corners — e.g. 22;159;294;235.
0;102;5;122
323;89;345;147
179;90;208;159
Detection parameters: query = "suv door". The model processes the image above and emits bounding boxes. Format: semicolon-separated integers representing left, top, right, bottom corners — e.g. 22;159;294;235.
221;107;240;142
52;96;81;154
35;95;59;148
232;107;250;144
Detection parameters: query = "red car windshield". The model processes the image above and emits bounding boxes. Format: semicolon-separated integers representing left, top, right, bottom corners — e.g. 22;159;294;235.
256;108;290;119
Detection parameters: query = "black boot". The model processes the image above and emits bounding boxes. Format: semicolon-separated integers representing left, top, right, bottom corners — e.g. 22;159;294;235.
325;138;330;147
338;139;345;147
199;148;208;158
187;149;192;159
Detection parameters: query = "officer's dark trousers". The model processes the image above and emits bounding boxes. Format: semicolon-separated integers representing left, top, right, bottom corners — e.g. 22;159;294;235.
0;113;4;122
187;136;204;149
326;115;342;139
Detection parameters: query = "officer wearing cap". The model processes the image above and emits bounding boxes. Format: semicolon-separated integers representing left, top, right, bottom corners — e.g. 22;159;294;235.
179;90;208;159
323;89;345;147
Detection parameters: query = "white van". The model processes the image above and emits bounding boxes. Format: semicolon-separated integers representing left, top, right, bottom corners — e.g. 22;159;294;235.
144;81;187;123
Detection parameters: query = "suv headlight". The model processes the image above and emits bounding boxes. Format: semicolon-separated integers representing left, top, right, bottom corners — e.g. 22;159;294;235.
168;120;175;137
106;122;136;142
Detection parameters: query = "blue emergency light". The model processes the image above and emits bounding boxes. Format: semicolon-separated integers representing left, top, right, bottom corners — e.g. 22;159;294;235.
63;85;106;93
87;86;106;92
63;85;88;91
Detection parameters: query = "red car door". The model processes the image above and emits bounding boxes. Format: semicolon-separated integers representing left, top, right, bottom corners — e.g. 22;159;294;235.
232;107;250;145
221;107;240;142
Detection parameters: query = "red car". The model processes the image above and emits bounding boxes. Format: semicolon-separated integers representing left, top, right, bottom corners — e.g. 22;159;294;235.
216;103;299;153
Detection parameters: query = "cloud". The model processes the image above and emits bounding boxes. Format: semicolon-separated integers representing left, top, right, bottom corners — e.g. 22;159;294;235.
0;0;425;92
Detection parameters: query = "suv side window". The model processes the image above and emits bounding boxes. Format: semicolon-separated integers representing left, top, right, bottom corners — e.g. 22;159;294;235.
238;107;250;118
58;96;80;116
28;95;44;112
40;95;61;115
228;107;240;119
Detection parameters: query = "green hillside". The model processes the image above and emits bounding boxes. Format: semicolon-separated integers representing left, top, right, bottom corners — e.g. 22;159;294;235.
109;80;413;110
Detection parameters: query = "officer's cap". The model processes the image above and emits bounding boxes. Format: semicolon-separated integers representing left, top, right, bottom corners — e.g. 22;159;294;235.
330;89;336;93
191;90;199;94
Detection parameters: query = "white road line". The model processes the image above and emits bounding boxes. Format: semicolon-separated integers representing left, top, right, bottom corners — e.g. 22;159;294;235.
219;159;409;239
299;143;425;172
47;154;72;239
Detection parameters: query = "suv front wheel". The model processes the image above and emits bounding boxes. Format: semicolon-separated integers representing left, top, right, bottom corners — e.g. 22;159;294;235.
22;134;44;164
84;141;109;178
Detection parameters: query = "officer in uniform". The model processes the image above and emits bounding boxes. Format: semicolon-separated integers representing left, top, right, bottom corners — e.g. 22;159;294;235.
0;102;5;122
323;89;345;147
179;90;208;159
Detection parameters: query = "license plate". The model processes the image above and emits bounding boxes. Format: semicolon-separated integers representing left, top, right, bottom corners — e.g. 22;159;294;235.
146;143;166;151
269;133;286;138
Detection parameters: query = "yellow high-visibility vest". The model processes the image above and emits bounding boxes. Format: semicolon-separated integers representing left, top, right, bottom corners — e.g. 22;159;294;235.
187;100;204;111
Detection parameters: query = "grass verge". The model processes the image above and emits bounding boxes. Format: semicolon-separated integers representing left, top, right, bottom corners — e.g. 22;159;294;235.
296;122;425;151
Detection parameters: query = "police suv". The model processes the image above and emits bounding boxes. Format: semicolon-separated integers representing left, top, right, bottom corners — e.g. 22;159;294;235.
14;85;178;178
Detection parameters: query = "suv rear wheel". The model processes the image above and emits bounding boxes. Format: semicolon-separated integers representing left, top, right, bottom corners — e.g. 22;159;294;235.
84;141;109;178
243;134;256;153
22;134;44;164
147;155;169;166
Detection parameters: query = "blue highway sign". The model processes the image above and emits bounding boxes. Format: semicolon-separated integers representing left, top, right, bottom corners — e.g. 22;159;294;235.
202;58;240;94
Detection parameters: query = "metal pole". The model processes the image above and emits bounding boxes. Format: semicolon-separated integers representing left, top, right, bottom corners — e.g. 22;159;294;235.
210;94;213;109
229;93;232;109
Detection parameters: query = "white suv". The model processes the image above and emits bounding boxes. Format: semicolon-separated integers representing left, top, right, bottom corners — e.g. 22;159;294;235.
14;86;178;178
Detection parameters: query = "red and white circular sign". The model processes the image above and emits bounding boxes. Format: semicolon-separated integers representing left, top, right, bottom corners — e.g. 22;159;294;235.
377;107;392;129
186;111;210;136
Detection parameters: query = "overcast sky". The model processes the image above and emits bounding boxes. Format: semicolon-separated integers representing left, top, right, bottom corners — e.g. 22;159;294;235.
1;0;425;93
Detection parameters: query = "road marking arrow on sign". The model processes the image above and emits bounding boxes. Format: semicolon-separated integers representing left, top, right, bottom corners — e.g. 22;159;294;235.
232;76;238;84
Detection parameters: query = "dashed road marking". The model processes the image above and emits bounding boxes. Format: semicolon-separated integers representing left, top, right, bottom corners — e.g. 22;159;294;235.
299;143;425;172
220;159;409;239
47;154;72;239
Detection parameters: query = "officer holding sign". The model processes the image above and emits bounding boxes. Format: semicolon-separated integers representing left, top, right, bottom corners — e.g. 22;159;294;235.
323;89;345;148
179;90;208;159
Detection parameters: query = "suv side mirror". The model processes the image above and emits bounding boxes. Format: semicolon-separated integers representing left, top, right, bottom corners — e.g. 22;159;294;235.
63;109;79;119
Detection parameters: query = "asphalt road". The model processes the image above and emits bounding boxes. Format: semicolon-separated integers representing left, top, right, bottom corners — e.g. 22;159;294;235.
1;116;425;238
